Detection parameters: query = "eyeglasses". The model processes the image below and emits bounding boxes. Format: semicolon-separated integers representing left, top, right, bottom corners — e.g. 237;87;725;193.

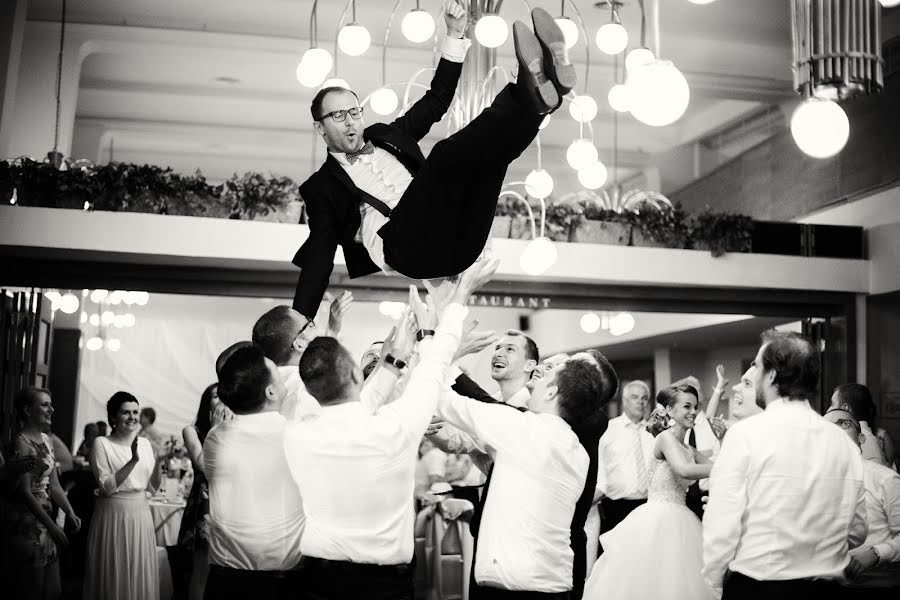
318;107;364;123
294;318;316;345
825;407;861;432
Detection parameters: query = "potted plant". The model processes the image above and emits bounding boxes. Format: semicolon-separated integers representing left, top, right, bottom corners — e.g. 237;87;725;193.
494;194;530;239
222;172;303;223
572;196;631;245
629;204;689;249
544;201;584;242
687;209;754;256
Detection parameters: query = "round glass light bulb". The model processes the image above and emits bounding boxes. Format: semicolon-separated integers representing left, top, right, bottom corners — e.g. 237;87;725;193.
577;160;608;189
296;48;332;88
86;337;103;351
607;83;631;112
101;310;115;325
627;59;690;127
123;291;138;305
114;315;126;328
90;289;108;303
134;292;149;306
539;114;552;130
566;139;599;171
402;9;436;43
580;312;601;334
80;312;88;324
123;313;136;327
107;338;121;352
44;290;61;303
568;94;598;122
89;314;100;326
881;0;900;6
58;293;79;314
108;290;124;305
555;17;579;49
524;169;554;199
369;87;399;115
609;312;636;336
322;78;350;90
520;237;558;276
595;22;628;55
790;97;849;159
625;47;655;72
688;0;718;4
475;14;509;48
338;23;371;56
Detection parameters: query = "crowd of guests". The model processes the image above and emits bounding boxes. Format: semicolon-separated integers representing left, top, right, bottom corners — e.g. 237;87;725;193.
1;260;898;600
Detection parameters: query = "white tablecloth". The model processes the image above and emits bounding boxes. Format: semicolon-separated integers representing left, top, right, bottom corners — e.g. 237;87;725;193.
149;498;186;547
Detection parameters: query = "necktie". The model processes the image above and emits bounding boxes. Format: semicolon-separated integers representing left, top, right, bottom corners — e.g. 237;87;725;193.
346;140;375;164
633;424;649;495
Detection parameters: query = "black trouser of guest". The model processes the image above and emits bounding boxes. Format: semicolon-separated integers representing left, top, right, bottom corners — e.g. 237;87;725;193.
303;557;415;600
597;497;646;555
203;564;304;600
470;585;569;600
685;481;705;521
722;571;847;600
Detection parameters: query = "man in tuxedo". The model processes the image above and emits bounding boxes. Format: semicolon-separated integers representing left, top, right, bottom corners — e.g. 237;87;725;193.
291;3;576;320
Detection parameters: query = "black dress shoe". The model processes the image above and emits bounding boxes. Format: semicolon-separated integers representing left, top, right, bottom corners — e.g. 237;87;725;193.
531;7;577;98
513;21;559;115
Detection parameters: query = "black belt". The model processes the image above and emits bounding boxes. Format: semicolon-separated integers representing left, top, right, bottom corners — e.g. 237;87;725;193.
209;564;301;579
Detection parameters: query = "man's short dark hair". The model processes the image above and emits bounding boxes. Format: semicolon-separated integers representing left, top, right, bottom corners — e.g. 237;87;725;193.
216;341;253;377
834;383;876;424
555;351;618;432
217;345;272;414
503;329;539;362
310;86;360;121
299;337;355;405
760;330;820;400
140;407;156;424
252;306;302;366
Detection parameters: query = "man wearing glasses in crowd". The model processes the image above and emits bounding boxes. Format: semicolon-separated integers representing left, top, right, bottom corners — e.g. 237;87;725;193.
290;1;579;323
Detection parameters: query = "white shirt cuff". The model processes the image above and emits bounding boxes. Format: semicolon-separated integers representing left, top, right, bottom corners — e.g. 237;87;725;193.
441;37;471;63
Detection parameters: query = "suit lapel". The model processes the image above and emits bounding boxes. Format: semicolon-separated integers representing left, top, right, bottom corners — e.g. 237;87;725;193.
324;153;360;195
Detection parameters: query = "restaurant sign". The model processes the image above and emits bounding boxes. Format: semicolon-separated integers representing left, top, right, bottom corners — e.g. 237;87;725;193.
468;294;551;309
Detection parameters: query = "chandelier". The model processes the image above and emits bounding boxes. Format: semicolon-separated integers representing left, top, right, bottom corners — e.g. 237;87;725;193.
789;0;884;158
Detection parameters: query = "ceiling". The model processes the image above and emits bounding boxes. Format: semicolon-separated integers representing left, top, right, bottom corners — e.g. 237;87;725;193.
27;0;799;193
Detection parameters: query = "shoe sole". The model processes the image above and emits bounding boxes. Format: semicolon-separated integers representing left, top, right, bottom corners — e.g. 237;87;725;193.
531;7;577;95
513;21;559;114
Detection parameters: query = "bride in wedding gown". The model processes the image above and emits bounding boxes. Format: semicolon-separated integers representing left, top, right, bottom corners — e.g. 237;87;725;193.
583;384;716;600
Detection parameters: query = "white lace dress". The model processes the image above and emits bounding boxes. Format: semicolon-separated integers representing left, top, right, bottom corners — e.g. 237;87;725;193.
583;444;715;600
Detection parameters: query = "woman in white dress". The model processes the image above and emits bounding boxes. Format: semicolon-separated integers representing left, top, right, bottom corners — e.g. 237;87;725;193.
583;384;715;600
83;391;165;600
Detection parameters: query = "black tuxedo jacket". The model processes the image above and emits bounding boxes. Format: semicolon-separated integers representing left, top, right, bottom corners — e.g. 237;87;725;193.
291;58;464;319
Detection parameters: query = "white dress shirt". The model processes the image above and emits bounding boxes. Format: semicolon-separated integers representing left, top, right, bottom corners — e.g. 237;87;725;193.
278;363;398;420
283;303;466;565
596;414;654;501
702;399;867;597
860;421;889;467
91;436;156;496
331;37;471;270
436;391;588;592
847;459;900;588
205;411;305;571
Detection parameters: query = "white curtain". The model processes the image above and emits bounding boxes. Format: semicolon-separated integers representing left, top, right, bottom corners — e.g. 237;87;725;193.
75;316;248;449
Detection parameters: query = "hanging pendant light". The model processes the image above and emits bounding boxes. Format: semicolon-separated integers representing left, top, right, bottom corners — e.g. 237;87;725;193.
401;2;436;43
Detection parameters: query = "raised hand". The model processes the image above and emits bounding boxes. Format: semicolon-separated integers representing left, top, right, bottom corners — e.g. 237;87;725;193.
451;257;500;305
130;437;140;463
326;290;353;336
715;364;729;391
409;285;438;331
391;306;418;361
422;278;458;315
443;0;468;38
453;319;497;362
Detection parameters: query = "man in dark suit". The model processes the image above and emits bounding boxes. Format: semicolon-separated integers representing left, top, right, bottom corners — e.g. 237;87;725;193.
292;4;576;321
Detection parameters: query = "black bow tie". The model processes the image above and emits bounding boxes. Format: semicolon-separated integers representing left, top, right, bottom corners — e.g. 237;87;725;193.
346;141;375;164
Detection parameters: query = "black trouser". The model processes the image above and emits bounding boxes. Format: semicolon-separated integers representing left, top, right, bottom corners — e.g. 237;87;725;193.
303;557;414;600
381;83;543;281
598;497;646;554
470;586;569;600
203;565;304;600
722;572;846;600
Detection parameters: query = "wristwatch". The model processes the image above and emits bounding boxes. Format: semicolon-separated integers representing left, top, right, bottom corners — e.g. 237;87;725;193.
416;329;435;341
384;353;408;370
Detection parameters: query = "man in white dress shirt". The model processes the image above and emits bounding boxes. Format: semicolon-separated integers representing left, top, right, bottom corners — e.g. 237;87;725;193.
596;380;654;541
825;407;900;595
252;300;402;420
204;345;305;598
283;259;496;600
703;331;867;600
435;350;618;599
